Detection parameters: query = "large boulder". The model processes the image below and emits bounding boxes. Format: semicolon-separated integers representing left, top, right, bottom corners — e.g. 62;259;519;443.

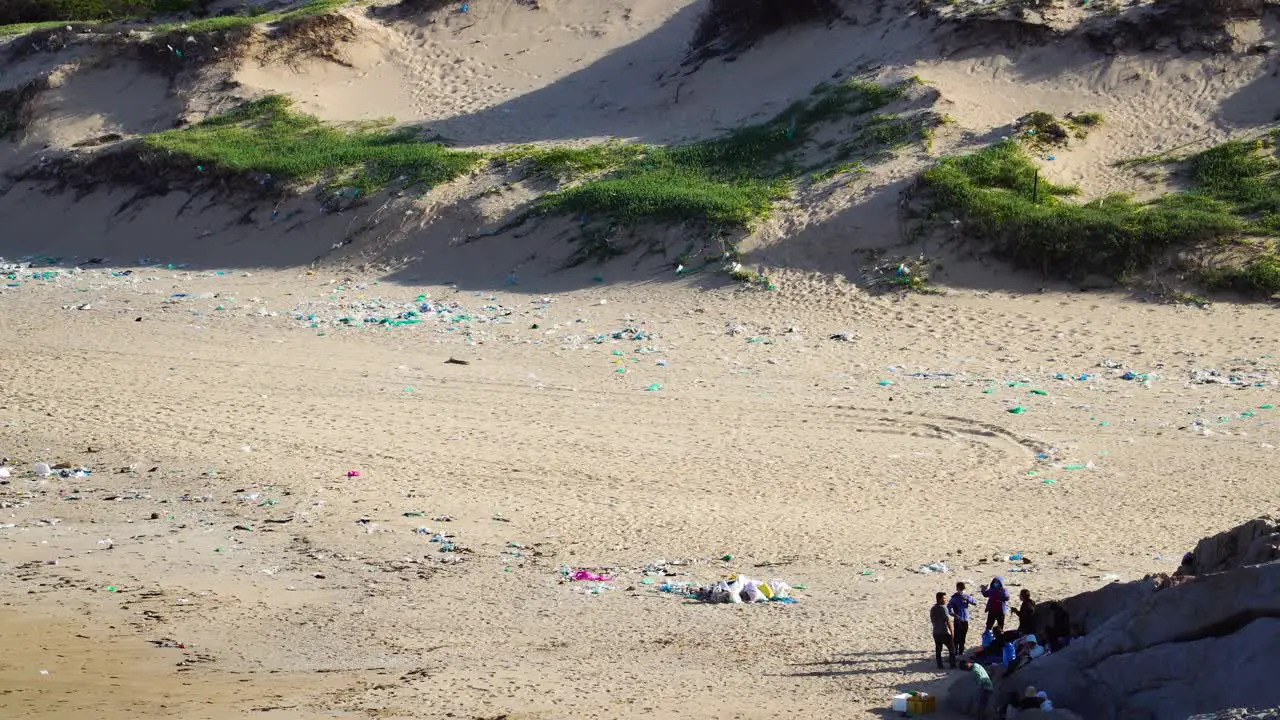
1186;515;1280;575
942;671;982;716
995;561;1280;718
1058;575;1162;635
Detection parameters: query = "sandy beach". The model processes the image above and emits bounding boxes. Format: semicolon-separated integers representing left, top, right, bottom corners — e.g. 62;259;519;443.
3;264;1277;717
2;0;1279;716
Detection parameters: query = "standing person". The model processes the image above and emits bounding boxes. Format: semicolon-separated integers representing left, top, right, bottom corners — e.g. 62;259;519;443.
1016;588;1038;638
948;581;978;656
930;591;956;669
959;660;994;719
980;577;1010;636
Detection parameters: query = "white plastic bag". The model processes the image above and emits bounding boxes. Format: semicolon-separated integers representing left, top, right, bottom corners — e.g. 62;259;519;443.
726;578;744;603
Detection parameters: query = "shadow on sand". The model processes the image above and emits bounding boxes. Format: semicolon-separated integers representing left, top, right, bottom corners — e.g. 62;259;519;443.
780;649;960;718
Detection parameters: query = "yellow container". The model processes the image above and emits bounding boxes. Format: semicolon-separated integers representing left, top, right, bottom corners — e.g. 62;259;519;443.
907;694;936;715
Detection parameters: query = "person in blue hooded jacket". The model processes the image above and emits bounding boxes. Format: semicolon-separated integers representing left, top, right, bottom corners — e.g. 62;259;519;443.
980;577;1010;636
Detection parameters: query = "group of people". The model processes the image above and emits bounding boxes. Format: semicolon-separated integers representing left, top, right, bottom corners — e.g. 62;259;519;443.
928;577;1043;716
929;577;1036;669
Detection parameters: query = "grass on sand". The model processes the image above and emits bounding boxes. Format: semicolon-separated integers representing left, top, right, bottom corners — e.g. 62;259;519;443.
0;0;347;37
923;132;1280;296
57;76;925;225
0;0;191;27
519;77;932;227
143;95;482;194
0;19;76;36
152;0;349;33
1200;251;1280;296
29;76;930;289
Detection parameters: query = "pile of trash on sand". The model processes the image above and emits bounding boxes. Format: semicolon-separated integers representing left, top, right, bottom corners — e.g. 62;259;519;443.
703;576;798;604
561;565;802;604
666;575;800;604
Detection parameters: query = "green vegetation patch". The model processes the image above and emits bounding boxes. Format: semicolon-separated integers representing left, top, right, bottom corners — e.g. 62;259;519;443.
155;0;348;33
499;143;648;180
0;0;347;39
531;77;932;227
0;0;193;26
1186;135;1280;234
14;76;933;290
142;95;481;194
1;20;77;36
922;132;1280;295
1200;252;1280;296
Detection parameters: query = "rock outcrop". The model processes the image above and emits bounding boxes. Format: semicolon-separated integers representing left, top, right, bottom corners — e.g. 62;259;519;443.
1184;516;1280;576
945;515;1280;719
1005;562;1280;718
1058;574;1162;635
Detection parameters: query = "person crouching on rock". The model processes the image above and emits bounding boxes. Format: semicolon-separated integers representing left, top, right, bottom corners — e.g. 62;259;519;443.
959;659;994;719
980;577;1009;636
931;591;957;669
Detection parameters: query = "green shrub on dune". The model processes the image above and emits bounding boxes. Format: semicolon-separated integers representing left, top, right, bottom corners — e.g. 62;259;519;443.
922;135;1280;294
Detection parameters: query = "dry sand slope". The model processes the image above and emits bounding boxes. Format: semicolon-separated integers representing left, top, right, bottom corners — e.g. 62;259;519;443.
2;0;1280;717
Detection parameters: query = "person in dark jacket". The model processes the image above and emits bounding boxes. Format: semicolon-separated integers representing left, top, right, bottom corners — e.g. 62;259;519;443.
1015;588;1038;638
947;581;978;656
980;577;1009;635
930;591;956;669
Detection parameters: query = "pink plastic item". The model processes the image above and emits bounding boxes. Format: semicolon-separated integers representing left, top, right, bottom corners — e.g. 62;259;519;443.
571;570;611;582
346;470;361;478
